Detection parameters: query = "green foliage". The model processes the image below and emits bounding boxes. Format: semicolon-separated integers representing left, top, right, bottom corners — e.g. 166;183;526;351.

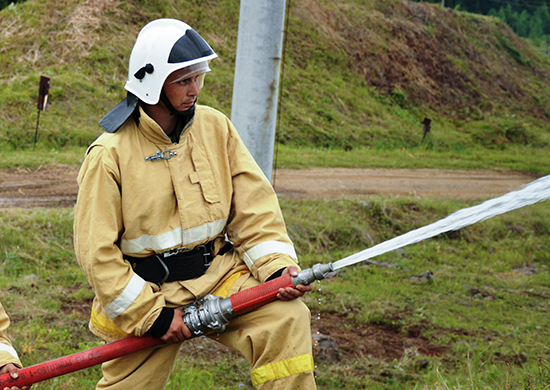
413;1;550;52
490;4;550;45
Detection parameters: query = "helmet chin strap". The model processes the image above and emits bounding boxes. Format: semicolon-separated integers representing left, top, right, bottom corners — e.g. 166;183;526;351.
160;89;196;120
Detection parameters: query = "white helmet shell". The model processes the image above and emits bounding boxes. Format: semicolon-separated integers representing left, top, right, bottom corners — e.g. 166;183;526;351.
125;19;217;105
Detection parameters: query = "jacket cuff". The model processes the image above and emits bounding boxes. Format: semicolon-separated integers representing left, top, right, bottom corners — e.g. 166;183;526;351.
146;307;174;338
254;256;300;283
0;351;22;370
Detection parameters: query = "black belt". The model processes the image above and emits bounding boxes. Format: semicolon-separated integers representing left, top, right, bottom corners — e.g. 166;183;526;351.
124;241;232;285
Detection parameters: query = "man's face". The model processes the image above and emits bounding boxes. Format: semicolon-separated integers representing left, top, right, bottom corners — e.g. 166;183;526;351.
163;68;201;111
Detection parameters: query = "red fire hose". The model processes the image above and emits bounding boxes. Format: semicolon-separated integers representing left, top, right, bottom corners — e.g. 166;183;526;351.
230;273;293;314
0;269;327;388
0;335;163;388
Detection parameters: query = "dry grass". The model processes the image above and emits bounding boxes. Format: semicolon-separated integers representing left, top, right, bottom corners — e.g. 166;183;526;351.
61;0;120;56
0;0;137;72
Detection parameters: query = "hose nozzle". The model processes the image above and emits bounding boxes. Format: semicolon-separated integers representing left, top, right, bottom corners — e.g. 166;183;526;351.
291;262;335;286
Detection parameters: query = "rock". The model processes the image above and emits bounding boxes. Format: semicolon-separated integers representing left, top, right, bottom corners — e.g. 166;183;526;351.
410;270;435;283
312;333;340;363
416;358;429;370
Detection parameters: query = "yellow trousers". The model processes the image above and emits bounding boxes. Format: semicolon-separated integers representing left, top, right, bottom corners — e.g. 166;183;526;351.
96;276;316;390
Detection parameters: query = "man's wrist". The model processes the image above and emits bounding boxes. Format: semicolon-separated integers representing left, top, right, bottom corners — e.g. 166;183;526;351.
146;307;175;338
266;268;285;282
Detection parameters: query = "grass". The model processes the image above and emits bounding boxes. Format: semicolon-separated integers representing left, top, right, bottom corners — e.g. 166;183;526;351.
273;143;550;174
0;147;87;169
1;196;549;389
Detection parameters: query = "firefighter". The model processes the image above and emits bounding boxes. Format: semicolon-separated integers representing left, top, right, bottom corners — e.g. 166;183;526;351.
74;19;316;389
0;302;30;390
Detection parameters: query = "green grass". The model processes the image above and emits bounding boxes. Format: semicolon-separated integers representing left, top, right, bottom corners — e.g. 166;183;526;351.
0;147;87;169
1;197;549;389
274;143;550;173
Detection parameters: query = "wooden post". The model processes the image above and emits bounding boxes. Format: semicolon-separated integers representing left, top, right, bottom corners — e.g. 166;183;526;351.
421;117;432;143
34;76;50;149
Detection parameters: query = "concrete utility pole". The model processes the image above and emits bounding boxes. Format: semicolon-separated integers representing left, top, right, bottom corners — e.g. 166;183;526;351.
231;0;286;182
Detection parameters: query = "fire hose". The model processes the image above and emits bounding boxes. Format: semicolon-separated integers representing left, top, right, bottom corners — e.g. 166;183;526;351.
2;174;549;388
0;263;334;388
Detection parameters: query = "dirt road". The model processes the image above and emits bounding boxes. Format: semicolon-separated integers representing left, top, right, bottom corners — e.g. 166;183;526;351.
0;164;538;208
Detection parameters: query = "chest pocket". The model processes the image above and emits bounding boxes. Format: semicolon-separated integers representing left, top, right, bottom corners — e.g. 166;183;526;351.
190;145;221;204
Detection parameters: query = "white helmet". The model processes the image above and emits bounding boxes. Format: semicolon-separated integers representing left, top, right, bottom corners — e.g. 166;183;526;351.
125;18;217;104
100;19;217;133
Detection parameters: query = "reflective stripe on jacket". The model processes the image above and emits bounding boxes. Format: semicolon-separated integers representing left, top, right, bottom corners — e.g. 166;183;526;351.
74;105;299;339
0;302;22;368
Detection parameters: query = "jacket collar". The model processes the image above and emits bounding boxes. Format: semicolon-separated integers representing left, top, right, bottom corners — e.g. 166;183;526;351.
137;105;174;145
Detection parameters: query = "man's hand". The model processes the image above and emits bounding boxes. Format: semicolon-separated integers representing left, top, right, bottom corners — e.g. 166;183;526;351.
160;309;193;343
276;266;313;301
0;363;31;390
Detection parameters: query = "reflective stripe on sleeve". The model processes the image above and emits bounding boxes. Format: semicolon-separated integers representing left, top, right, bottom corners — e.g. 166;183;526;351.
250;353;314;386
90;306;130;338
104;273;146;319
242;241;297;269
120;218;227;254
0;343;19;361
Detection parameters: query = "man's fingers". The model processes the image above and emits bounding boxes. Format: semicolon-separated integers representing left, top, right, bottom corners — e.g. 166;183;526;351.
182;326;193;339
0;364;19;379
277;287;304;300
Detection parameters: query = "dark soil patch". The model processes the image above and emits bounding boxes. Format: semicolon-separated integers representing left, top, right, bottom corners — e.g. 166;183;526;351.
177;311;449;365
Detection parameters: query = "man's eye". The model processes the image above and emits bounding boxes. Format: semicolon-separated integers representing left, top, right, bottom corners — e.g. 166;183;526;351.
176;76;198;85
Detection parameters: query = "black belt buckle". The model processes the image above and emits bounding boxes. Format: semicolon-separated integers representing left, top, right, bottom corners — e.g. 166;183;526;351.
163;247;188;258
198;244;212;269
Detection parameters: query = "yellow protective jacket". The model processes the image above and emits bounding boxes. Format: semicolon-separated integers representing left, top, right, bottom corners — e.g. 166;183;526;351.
74;105;299;341
0;302;22;368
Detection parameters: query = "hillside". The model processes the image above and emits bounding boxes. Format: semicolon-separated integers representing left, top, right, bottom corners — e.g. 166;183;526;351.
0;0;549;152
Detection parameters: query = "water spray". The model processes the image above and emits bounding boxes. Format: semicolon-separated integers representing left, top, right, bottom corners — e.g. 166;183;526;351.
332;173;550;270
1;175;549;388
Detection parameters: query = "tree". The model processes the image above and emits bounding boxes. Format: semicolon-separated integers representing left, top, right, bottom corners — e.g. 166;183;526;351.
0;0;26;10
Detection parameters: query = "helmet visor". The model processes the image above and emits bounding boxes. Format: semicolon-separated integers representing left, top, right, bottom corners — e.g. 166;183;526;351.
169;61;211;85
